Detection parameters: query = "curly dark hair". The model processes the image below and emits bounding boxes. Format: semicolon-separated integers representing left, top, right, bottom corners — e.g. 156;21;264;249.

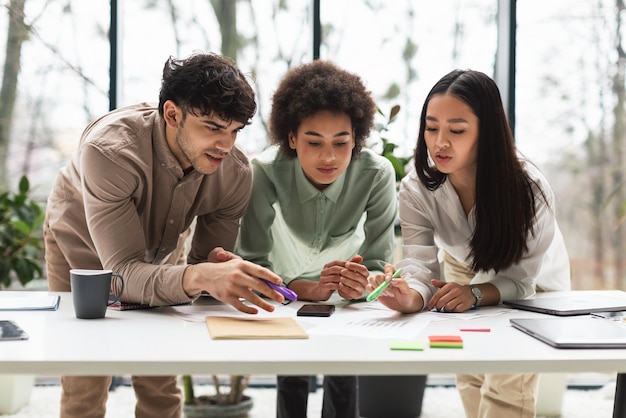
269;60;376;158
158;52;256;125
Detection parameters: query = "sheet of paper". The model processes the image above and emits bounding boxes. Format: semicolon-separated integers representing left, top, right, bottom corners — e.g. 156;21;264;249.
425;305;513;320
301;301;433;339
0;294;60;311
162;301;278;322
205;316;308;339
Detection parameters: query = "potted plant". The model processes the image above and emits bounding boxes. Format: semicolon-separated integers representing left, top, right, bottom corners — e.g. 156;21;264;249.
181;374;254;417
0;175;44;414
374;104;411;183
0;175;45;289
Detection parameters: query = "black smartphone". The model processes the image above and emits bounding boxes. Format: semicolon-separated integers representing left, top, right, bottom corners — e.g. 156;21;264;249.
297;303;335;317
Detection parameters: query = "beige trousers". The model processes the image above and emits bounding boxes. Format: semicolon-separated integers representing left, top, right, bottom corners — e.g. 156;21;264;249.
442;251;539;418
59;375;181;418
44;216;183;418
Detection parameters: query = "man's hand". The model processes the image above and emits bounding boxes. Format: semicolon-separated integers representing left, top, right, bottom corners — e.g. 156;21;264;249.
183;257;285;314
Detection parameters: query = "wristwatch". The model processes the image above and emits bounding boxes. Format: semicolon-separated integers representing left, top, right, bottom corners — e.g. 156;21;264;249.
469;285;483;308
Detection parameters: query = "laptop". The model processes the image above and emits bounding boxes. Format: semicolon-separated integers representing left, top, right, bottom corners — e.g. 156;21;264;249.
510;317;626;348
503;292;626;316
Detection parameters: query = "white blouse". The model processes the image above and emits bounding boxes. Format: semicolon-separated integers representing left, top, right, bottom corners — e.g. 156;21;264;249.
397;160;571;308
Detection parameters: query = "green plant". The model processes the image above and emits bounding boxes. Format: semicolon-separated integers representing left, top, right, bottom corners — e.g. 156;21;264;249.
182;374;250;406
373;104;411;237
0;175;45;288
374;104;411;182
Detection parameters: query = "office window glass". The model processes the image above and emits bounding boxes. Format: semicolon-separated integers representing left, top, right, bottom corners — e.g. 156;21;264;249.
321;0;498;160
517;0;624;289
0;0;312;199
0;0;110;196
119;1;312;155
16;1;614;291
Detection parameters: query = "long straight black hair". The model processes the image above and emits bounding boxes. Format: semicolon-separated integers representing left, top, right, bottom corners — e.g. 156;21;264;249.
414;69;545;273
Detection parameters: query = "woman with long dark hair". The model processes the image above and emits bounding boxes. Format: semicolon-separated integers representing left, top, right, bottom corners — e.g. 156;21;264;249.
367;69;570;418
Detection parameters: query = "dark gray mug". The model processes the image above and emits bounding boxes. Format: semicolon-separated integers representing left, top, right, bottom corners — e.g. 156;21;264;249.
70;269;124;319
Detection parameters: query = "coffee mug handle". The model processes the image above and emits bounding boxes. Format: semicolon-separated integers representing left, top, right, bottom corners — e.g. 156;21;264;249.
107;273;125;306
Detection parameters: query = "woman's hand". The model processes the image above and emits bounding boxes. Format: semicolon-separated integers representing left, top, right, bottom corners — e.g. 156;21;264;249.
289;255;369;301
427;279;475;312
337;255;369;300
366;264;424;313
206;246;241;263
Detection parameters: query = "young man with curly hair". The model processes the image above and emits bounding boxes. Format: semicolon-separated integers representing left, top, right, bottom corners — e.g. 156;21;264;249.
236;60;398;418
44;52;285;418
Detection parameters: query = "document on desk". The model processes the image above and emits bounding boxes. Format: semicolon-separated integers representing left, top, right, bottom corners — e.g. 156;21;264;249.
426;305;512;320
205;316;308;339
0;294;60;311
165;301;428;339
163;302;267;322
304;302;433;339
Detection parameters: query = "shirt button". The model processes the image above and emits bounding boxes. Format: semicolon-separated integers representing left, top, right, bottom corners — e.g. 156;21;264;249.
169;219;174;224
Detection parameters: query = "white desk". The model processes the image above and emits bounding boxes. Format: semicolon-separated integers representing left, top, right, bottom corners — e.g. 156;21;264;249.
1;290;626;417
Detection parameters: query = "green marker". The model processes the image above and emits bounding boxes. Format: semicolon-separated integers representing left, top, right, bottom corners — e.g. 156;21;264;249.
366;268;403;302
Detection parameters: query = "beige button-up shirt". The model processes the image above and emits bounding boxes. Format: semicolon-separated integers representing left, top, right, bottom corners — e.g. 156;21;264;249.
46;104;252;305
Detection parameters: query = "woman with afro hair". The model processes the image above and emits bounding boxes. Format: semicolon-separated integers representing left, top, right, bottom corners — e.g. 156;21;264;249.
236;60;398;418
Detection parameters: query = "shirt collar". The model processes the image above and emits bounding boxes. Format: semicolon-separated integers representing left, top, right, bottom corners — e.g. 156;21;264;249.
294;160;346;204
154;116;183;173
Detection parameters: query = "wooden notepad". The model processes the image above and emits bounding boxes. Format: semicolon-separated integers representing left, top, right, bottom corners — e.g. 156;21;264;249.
205;316;309;339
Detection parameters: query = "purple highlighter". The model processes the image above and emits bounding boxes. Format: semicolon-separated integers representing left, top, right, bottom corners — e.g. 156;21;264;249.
258;278;298;301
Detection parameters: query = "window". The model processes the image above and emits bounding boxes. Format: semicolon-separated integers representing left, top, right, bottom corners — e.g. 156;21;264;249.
517;0;624;289
322;0;498;159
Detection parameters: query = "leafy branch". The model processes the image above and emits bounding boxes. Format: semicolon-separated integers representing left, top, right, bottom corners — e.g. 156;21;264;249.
0;175;44;288
375;104;411;182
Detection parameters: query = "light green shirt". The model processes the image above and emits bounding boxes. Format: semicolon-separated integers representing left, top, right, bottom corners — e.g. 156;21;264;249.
236;146;397;283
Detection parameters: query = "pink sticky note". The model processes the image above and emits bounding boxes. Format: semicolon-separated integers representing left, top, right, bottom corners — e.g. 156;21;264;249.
459;326;491;332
